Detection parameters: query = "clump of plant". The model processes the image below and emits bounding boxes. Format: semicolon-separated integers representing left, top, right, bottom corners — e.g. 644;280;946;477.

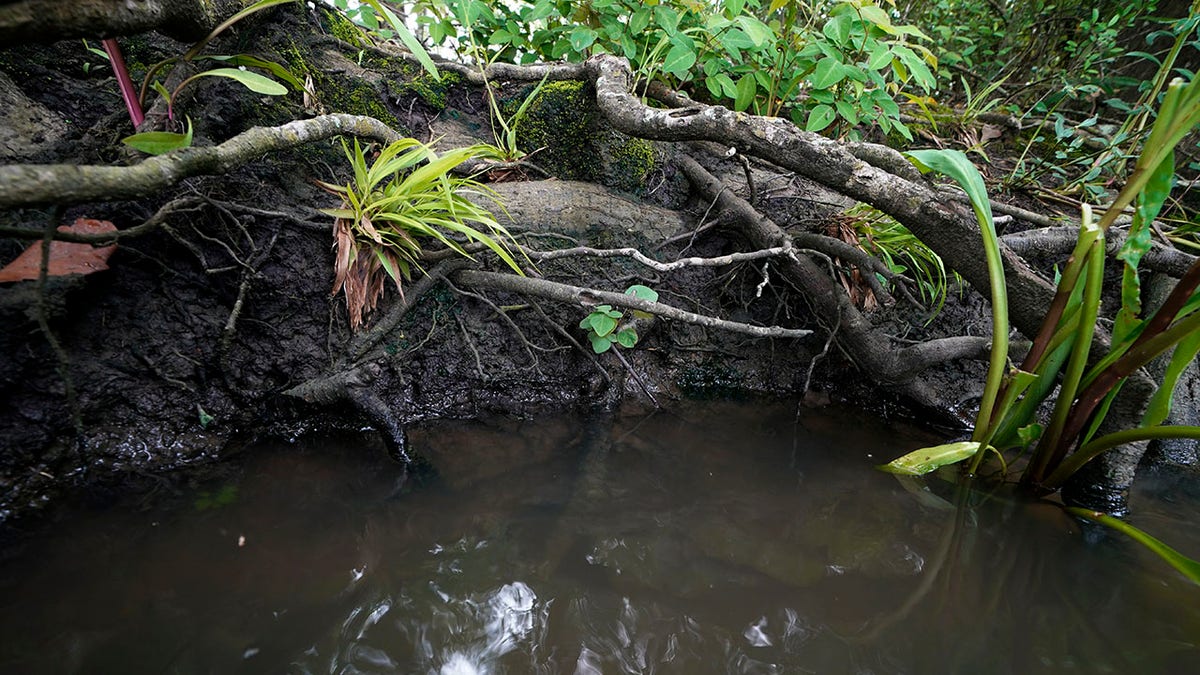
840;204;956;317
318;137;524;329
880;75;1200;584
116;0;299;154
579;285;658;353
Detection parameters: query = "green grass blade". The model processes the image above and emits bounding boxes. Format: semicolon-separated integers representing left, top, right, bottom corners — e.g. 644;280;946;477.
1067;507;1200;585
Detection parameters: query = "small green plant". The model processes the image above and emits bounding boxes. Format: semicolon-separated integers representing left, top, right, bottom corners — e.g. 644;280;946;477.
579;285;658;353
119;0;299;154
842;204;956;317
318;137;524;329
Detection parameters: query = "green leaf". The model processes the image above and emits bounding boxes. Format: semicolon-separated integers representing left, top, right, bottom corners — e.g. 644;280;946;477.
569;26;597;52
1017;423;1044;446
615;328;639;348
810;56;846;89
878;441;982;475
122;117;194;154
197;404;215;429
823;14;853;45
359;0;441;80
1143;329;1200;427
734;73;757;111
1067;508;1200;585
806;104;836;132
625;284;659;302
193;67;287;96
183;0;293;61
203;54;303;91
663;42;697;79
589;333;613;354
858;5;892;27
734;16;774;47
591;313;618;337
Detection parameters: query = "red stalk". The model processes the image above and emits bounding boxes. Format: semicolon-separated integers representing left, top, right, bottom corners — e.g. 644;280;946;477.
102;38;144;128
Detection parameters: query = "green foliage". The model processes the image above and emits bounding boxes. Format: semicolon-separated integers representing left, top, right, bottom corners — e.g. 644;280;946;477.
419;0;935;141
579;285;658;353
319;0;441;79
318;138;524;329
1069;508;1200;584
122;117;194;155
118;0;298;150
843;204;955;317
884;76;1200;493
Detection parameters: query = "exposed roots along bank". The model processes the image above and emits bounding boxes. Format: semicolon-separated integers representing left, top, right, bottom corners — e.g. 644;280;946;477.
2;39;1196;515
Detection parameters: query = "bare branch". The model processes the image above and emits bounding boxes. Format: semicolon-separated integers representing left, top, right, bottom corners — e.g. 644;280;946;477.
453;269;813;339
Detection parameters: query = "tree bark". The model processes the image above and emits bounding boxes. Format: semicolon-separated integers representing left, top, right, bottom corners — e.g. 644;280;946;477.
0;0;243;45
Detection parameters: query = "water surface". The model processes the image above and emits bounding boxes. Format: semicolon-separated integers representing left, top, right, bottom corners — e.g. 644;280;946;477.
1;400;1197;674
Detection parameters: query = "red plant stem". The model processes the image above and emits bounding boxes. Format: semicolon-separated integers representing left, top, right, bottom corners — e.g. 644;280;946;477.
1051;257;1200;466
102;38;144;128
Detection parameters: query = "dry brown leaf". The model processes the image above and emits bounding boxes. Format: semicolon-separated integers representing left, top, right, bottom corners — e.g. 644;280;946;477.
0;218;117;283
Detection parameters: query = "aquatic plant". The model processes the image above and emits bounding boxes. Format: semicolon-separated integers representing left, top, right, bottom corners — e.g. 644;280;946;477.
880;75;1200;583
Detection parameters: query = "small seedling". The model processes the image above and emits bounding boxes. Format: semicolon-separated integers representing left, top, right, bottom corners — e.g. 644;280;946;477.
579;285;657;353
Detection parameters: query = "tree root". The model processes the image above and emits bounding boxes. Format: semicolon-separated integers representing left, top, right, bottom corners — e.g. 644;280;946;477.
0;114;400;208
451;269;812;340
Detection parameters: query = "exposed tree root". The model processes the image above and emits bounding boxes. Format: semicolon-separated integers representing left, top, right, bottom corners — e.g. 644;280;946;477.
0;114;399;208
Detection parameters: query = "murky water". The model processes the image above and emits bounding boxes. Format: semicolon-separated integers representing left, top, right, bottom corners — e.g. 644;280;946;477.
1;400;1197;674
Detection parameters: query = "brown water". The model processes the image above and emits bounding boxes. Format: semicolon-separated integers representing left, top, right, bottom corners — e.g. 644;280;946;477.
0;400;1197;674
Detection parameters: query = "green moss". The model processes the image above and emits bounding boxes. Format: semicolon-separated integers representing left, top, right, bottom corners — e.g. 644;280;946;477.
394;67;464;111
280;41;311;77
315;73;401;130
604;135;658;192
322;8;365;47
508;80;600;180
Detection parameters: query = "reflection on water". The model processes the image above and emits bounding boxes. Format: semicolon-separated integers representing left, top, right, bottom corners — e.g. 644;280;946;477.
0;400;1197;674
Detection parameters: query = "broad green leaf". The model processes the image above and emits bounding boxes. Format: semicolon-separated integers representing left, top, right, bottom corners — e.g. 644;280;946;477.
625;284;659;302
734;73;757;111
569;26;597;52
810;56;846;89
859;5;892;28
823;14;853;45
663;42;697;78
591;313;617;337
806;104;836;132
878;441;982;475
735;15;774;47
122;117;194;154
615;328;639;348
589;333;614;354
193;67;287;95
1068;508;1200;585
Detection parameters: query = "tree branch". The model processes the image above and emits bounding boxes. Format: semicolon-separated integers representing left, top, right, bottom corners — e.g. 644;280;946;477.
0;114;400;208
452;269;813;339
